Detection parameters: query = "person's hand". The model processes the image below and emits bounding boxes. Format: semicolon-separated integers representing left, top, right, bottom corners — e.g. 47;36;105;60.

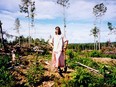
63;47;67;52
52;45;54;49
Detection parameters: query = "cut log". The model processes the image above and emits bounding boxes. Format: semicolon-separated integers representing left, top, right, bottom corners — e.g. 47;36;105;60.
77;62;99;73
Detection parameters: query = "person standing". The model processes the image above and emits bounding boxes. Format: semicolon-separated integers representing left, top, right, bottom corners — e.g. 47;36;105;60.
49;26;68;74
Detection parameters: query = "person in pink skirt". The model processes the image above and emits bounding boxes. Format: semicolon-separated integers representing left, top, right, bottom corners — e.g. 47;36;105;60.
49;26;68;74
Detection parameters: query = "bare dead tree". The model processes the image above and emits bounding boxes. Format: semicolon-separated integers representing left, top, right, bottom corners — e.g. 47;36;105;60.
0;20;5;49
0;20;14;49
14;18;21;46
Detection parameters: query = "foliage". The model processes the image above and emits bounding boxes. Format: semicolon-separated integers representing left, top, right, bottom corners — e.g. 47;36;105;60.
105;70;116;86
64;67;103;87
19;0;36;47
66;51;116;87
68;42;115;53
19;0;35;26
0;66;15;87
66;51;100;70
87;50;116;59
0;55;15;87
78;58;100;70
0;55;11;68
107;22;116;34
66;49;75;59
108;22;114;31
93;3;107;17
66;57;78;69
89;50;102;57
101;54;116;59
90;26;99;50
90;26;99;38
41;54;51;61
101;66;116;86
106;54;116;59
26;61;44;86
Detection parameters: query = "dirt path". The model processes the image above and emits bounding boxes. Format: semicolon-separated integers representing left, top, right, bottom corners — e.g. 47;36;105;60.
10;55;74;87
39;60;74;87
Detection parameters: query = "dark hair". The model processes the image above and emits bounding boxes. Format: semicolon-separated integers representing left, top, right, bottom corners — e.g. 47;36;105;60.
55;26;61;35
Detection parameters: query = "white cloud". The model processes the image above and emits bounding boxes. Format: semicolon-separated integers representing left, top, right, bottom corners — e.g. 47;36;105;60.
104;3;116;21
66;23;93;43
66;0;116;22
34;0;62;19
67;0;94;21
0;0;20;11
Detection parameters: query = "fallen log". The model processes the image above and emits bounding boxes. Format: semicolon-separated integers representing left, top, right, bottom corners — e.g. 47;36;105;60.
77;62;99;73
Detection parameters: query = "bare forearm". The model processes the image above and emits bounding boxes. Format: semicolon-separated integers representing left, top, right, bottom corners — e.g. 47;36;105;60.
64;40;68;49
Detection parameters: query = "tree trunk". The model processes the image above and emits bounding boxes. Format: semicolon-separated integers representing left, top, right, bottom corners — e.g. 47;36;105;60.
0;21;5;49
96;40;98;50
19;33;20;47
77;62;99;73
94;37;95;50
98;31;100;51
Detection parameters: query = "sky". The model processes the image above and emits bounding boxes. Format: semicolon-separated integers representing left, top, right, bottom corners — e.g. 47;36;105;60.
0;0;116;43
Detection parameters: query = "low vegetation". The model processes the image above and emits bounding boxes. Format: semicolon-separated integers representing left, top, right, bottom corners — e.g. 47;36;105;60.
0;37;116;87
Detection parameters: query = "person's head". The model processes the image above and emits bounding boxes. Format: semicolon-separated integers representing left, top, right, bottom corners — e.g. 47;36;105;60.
55;26;61;35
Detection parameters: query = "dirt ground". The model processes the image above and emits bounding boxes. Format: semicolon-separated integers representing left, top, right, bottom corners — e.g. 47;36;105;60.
92;57;116;66
38;60;74;87
11;55;74;87
11;55;116;87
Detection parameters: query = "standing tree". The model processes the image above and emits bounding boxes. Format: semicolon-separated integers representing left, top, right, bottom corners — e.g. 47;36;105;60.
19;0;35;47
107;22;116;35
90;26;99;50
57;0;70;37
93;3;107;50
107;22;116;42
14;18;21;46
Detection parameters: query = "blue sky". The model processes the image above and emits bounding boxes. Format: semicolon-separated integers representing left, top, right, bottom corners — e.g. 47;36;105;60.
0;0;116;43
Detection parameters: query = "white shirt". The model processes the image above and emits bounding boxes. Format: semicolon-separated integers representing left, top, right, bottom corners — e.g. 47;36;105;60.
54;35;63;52
49;34;67;52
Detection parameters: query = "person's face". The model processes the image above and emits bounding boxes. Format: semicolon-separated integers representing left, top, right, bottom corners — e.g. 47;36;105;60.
55;29;58;35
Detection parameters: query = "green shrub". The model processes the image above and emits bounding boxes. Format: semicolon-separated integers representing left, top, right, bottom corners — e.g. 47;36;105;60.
66;49;75;59
0;55;15;87
89;50;102;57
66;56;100;70
104;54;116;59
26;63;44;86
65;51;116;87
0;55;11;68
64;68;103;87
77;57;100;70
66;57;78;69
0;66;15;87
88;50;116;59
101;66;116;86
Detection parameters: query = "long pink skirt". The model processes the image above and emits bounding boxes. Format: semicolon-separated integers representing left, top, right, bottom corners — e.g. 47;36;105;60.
52;51;65;67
